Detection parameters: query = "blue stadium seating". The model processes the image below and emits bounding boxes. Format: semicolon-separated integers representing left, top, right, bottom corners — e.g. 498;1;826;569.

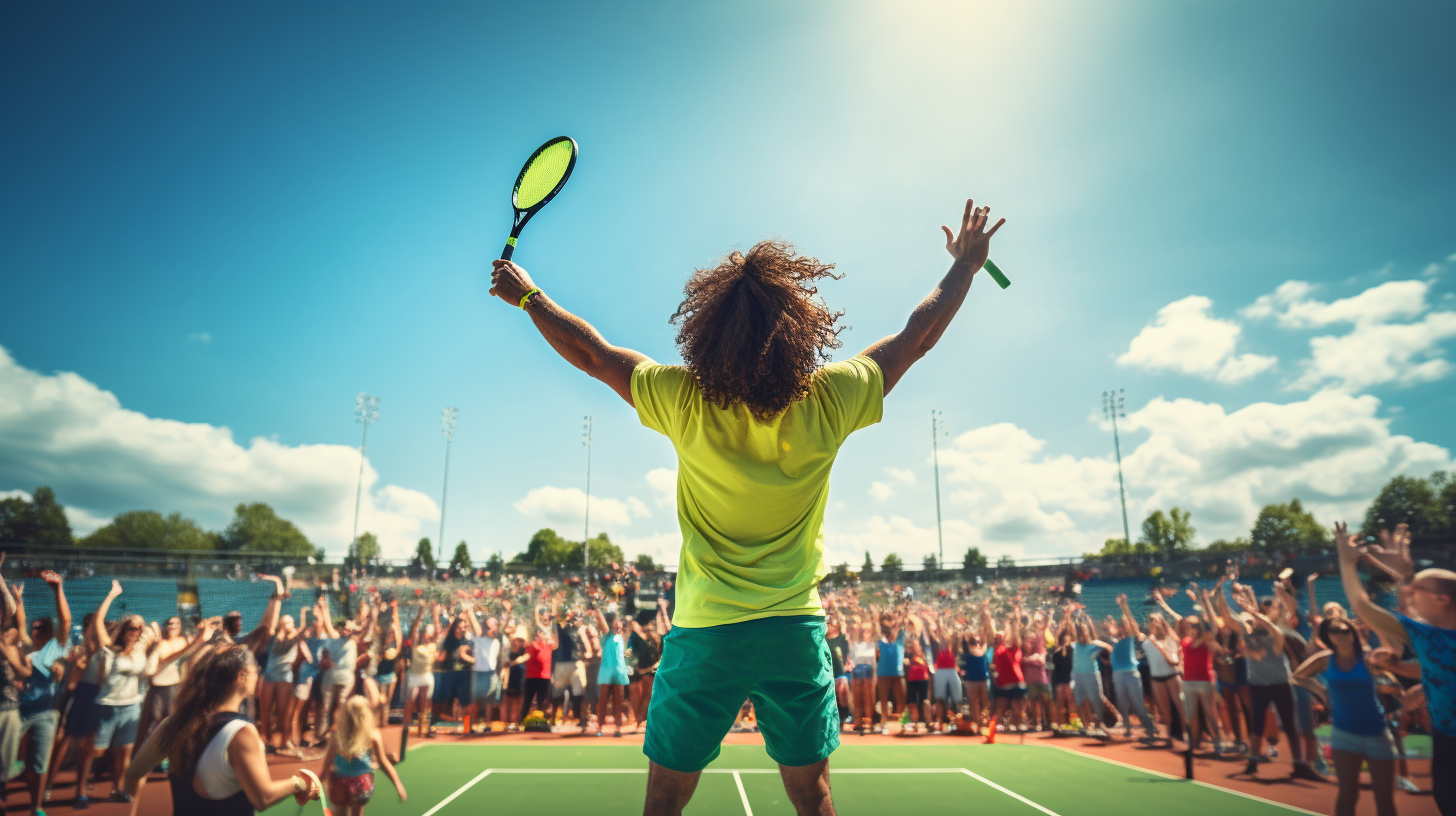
17;577;180;627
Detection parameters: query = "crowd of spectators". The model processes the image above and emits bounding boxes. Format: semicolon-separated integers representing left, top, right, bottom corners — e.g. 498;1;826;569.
0;525;1449;816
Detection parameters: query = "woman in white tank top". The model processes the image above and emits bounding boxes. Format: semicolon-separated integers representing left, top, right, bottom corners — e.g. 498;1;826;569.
121;644;321;814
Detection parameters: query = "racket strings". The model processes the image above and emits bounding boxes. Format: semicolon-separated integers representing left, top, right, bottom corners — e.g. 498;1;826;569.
514;140;575;209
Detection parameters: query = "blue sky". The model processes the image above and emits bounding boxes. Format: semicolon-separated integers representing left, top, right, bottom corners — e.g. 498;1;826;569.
2;1;1453;565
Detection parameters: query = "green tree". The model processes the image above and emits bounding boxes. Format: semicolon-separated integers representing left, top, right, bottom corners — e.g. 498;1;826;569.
219;503;314;557
412;537;436;573
512;528;623;568
882;553;903;575
484;551;505;574
82;510;216;551
1362;475;1450;543
1138;507;1195;557
633;553;658;571
923;554;938;573
1095;537;1153;559
449;540;472;574
996;554;1016;569
962;547;987;572
0;486;74;546
1250;499;1329;554
862;551;876;576
1437;471;1456;537
1205;537;1251;554
346;532;381;568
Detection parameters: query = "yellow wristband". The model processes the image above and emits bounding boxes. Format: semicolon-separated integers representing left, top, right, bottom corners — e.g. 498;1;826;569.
519;288;542;309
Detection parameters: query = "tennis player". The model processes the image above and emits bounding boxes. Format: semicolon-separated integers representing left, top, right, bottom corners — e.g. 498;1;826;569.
489;199;1004;816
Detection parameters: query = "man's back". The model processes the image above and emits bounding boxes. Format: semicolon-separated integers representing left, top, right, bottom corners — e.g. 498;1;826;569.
632;356;882;628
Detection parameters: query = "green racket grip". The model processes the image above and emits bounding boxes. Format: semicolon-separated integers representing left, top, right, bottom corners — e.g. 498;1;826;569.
983;259;1010;289
500;235;517;262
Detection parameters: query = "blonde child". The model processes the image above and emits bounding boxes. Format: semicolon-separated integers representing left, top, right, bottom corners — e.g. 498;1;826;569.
320;696;406;814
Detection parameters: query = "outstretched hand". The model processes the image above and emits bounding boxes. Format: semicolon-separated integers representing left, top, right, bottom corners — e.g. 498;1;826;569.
489;259;537;308
941;199;1004;271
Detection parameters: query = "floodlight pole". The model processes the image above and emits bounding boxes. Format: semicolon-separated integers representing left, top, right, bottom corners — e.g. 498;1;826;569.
1103;389;1132;547
931;410;945;569
352;393;380;552
438;407;458;566
583;416;593;570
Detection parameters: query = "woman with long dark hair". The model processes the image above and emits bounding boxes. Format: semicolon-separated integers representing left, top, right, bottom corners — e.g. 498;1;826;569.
122;644;321;815
1293;618;1398;816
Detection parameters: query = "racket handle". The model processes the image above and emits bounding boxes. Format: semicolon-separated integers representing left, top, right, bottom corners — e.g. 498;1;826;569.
983;259;1010;289
500;239;516;262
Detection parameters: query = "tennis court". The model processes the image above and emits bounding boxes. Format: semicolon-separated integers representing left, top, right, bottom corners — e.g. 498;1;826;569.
267;742;1315;816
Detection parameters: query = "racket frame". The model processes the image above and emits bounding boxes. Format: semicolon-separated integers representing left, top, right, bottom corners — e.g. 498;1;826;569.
501;136;579;261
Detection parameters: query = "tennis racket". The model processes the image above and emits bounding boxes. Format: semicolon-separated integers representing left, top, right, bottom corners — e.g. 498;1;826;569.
499;136;579;261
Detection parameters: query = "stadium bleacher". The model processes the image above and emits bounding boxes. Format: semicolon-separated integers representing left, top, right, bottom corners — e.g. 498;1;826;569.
18;576;180;626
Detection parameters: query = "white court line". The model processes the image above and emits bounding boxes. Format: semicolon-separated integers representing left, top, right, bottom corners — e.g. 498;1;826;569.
959;769;1064;816
420;768;492;816
1038;744;1323;816
733;771;754;816
475;768;970;774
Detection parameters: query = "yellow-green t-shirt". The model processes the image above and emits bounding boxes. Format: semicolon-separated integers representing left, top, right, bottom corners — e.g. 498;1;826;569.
631;356;884;628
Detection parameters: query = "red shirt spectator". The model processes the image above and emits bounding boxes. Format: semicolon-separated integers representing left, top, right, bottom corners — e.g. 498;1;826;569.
526;637;554;680
992;643;1024;687
907;653;931;682
934;646;956;670
1181;637;1214;682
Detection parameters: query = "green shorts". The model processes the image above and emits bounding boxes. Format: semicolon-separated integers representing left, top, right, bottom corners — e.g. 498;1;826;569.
643;614;837;773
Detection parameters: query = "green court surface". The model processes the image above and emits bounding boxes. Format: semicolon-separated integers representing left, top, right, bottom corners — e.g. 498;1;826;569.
268;742;1315;816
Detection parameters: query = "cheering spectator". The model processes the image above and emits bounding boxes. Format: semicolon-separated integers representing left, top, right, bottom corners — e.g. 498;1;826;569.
1338;522;1456;815
122;645;321;814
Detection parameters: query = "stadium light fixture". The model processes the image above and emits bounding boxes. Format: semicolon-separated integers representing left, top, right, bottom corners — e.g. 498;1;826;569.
931;410;947;569
438;406;458;567
1102;389;1132;548
352;392;380;552
582;416;593;570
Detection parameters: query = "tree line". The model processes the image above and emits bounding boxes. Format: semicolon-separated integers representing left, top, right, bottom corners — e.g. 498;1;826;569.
1093;471;1456;560
7;471;1452;571
0;487;321;558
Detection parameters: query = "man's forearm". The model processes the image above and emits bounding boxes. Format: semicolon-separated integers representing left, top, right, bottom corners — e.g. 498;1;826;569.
897;260;978;355
527;295;618;374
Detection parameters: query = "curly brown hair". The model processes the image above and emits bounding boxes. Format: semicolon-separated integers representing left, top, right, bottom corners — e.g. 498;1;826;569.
670;240;845;420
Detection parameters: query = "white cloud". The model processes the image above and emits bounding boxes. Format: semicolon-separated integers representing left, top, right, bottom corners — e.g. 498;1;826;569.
885;467;916;484
868;482;894;501
1120;390;1450;534
644;467;677;507
63;506;113;536
512;485;649;530
823;514;999;570
1118;295;1276;384
1244;280;1430;329
0;345;438;559
616;530;683;567
186;332;212;345
859;391;1450;561
1292;313;1456;392
1242;279;1456;391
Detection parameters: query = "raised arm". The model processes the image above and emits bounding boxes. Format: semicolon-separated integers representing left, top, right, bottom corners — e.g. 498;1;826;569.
315;596;340;640
489;260;649;406
861;199;1005;395
241;575;287;649
1151;589;1182;623
1335;521;1409;647
1115;594;1142;638
93;580;123;650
